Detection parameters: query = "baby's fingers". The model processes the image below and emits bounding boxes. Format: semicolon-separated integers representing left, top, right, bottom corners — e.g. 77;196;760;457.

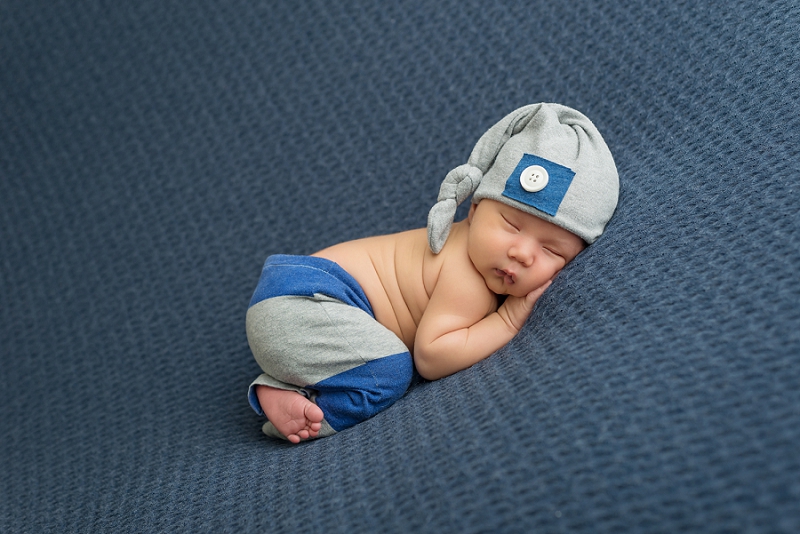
500;281;553;332
525;280;552;307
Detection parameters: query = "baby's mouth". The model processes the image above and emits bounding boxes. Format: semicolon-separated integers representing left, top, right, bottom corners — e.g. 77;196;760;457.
495;268;515;285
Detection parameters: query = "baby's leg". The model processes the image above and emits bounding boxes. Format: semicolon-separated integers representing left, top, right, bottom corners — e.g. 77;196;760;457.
247;291;412;439
255;385;324;444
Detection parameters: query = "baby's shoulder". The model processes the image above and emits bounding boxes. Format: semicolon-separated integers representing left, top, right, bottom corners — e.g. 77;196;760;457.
428;226;497;314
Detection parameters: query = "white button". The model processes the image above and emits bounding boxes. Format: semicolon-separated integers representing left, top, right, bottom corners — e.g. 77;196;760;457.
520;165;549;192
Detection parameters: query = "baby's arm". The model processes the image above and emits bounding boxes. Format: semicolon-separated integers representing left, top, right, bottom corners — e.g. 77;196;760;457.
413;263;551;380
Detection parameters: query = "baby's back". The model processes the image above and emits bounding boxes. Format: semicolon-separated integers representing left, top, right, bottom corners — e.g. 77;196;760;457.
313;228;445;351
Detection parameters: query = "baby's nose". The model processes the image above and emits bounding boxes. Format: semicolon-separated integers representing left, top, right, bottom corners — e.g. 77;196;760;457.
510;244;535;266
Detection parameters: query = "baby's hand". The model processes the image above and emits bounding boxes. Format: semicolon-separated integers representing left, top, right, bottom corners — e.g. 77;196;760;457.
497;281;552;332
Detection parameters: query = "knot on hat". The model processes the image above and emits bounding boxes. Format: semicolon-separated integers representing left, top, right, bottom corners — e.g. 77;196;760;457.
427;164;482;253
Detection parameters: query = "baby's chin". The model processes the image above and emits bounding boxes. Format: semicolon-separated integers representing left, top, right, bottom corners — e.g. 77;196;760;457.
504;282;548;299
495;284;534;299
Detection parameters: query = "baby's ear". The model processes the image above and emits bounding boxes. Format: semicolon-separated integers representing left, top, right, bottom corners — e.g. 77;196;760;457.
467;202;478;223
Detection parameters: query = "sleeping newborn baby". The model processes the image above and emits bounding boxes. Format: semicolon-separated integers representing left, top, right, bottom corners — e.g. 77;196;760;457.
246;103;619;442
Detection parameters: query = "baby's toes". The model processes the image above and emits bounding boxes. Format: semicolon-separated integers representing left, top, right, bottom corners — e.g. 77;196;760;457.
304;403;324;424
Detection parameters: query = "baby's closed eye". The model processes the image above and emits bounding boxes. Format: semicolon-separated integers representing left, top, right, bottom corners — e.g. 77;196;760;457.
501;215;520;232
543;246;564;258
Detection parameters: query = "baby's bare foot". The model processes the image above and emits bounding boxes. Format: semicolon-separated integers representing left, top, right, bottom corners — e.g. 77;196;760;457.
255;385;324;443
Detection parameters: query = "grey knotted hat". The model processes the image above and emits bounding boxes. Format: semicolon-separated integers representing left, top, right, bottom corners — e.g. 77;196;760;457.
427;103;619;253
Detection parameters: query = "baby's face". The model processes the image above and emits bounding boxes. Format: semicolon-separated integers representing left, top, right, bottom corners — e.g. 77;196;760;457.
467;199;585;298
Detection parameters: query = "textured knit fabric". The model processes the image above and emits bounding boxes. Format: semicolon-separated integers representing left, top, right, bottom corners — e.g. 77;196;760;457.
1;1;799;532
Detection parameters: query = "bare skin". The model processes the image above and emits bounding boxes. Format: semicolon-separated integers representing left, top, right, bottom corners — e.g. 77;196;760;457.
257;199;586;441
255;385;324;444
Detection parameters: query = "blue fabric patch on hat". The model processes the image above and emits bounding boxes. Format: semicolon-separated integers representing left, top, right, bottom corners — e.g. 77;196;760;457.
502;154;575;216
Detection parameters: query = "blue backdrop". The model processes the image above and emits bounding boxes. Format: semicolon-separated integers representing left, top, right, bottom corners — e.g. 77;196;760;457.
2;1;799;531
